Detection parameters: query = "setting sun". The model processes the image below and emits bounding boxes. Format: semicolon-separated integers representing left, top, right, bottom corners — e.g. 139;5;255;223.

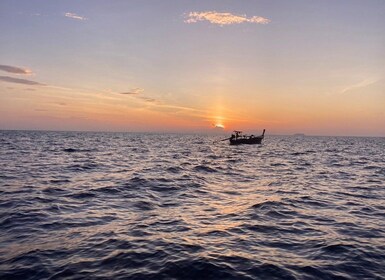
214;123;225;129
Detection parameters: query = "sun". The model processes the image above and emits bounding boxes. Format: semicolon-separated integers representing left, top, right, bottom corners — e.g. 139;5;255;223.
214;123;225;129
212;115;226;130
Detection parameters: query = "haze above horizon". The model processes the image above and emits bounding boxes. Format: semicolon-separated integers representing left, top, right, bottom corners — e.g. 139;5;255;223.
1;0;384;137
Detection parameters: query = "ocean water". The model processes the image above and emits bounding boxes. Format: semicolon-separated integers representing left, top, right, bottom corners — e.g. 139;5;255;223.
0;130;384;280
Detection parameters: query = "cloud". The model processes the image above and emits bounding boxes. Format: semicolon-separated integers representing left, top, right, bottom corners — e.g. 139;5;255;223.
0;64;33;75
0;76;45;86
341;78;379;94
119;88;144;95
138;96;157;103
185;11;270;26
118;88;159;104
64;12;87;21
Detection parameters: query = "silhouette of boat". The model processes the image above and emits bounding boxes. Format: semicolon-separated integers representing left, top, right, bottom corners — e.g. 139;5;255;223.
229;129;265;145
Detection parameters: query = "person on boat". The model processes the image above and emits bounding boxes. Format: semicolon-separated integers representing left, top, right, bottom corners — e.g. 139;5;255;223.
231;134;235;140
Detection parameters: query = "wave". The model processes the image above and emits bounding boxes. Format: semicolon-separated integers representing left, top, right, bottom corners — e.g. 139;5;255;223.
67;163;99;171
62;148;97;153
193;165;218;173
1;131;384;280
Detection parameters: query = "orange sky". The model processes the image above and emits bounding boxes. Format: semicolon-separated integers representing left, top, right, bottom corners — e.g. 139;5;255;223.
1;1;384;136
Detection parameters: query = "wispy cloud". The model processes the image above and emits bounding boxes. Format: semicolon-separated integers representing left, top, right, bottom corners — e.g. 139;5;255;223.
0;64;33;75
64;12;87;21
341;78;379;94
0;76;45;86
185;11;270;26
119;88;144;95
119;89;227;121
138;96;157;103
118;88;159;104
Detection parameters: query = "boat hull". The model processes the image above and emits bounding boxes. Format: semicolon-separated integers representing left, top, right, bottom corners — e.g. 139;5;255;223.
229;137;263;145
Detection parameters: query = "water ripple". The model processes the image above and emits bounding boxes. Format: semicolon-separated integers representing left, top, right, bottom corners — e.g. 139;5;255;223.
0;131;384;279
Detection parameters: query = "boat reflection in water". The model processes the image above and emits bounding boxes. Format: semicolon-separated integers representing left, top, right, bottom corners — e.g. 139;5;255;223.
229;129;265;145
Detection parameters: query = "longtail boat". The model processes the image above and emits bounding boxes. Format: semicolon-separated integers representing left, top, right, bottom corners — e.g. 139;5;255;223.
229;129;265;145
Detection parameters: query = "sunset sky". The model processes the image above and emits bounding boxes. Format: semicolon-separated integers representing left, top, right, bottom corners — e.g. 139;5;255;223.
1;0;384;136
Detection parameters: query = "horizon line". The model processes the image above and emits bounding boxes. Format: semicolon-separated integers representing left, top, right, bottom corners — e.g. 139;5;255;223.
0;128;383;138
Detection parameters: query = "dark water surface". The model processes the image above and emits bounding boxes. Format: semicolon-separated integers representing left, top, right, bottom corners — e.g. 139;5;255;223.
1;131;384;279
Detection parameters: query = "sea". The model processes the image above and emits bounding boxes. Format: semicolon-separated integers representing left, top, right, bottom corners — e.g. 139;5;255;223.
0;130;384;280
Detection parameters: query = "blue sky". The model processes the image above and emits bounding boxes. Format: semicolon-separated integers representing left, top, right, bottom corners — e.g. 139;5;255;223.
0;0;384;135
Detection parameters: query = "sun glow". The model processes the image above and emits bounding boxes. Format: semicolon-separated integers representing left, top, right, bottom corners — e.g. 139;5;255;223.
212;114;226;130
214;123;225;129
